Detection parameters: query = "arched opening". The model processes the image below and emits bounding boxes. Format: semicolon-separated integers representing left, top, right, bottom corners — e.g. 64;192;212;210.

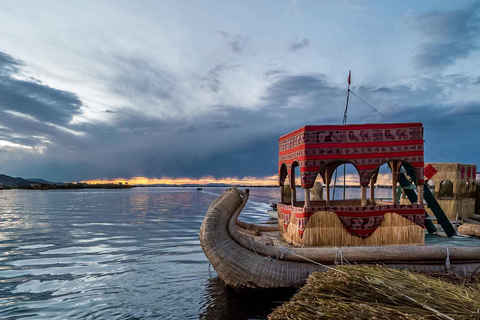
279;164;289;204
369;160;413;205
439;180;454;199
293;163;304;203
372;163;394;203
330;162;361;203
279;164;288;186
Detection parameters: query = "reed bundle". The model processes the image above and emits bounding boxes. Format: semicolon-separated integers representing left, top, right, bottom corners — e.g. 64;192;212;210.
269;265;480;320
458;223;480;237
280;211;424;247
428;198;476;220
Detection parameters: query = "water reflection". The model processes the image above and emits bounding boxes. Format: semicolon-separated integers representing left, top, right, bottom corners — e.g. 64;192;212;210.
199;277;295;320
0;187;291;319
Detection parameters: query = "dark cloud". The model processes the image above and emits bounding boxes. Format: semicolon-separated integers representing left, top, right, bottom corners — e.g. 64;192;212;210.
289;37;310;51
0;50;479;182
108;55;179;108
0;52;83;126
199;63;239;93
262;73;343;112
413;2;480;69
218;31;246;53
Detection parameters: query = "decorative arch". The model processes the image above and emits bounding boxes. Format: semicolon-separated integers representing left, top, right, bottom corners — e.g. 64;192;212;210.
277;123;425;238
321;160;363;187
278;163;288;186
365;159;417;186
439;180;454;199
290;160;300;188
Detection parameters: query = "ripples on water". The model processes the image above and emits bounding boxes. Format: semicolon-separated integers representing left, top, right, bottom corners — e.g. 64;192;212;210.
0;187;297;319
0;187;403;319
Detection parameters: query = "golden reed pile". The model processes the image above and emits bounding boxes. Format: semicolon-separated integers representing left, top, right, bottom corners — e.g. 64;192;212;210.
269;265;480;320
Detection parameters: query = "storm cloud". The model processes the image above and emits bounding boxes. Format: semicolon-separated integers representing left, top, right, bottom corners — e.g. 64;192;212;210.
0;1;479;182
413;2;480;69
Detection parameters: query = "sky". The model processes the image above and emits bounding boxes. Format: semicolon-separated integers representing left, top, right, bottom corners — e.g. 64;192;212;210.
0;0;479;185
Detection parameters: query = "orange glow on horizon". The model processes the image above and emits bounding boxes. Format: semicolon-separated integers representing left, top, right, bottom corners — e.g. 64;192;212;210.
82;175;279;186
81;172;400;187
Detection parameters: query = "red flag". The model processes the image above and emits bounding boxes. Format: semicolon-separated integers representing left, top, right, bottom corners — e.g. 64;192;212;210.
347;70;351;85
424;164;437;180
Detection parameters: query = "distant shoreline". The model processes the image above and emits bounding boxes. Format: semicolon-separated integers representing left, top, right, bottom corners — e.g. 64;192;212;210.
0;184;397;190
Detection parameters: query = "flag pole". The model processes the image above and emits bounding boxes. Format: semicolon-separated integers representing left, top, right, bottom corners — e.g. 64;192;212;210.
343;70;351;200
333;70;351;201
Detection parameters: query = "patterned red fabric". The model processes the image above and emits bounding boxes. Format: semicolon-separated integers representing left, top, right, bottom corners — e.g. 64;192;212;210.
424;164;438;180
279;123;425;188
279;203;425;238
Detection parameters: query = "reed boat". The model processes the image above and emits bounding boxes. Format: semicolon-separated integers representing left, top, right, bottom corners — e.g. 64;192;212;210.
199;122;480;289
200;187;480;289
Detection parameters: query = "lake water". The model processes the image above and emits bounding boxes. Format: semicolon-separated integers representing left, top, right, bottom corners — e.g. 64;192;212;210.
0;186;395;319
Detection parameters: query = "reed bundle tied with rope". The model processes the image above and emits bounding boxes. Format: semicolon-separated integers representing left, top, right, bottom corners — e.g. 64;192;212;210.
269;265;480;320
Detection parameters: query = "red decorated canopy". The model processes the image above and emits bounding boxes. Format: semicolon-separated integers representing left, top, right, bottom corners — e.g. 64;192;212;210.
279;123;425;188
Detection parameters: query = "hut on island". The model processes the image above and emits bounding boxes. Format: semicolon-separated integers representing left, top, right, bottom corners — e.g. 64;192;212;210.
278;123;426;247
424;163;477;220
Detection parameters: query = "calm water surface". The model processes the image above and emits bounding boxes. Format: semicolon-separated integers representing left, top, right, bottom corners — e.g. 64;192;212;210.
0;187;292;319
3;186;464;319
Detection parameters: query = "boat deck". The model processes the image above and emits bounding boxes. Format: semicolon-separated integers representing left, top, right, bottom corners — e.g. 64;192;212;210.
240;220;480;248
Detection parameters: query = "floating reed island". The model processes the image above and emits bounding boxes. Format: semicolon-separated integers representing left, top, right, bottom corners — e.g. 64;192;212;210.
199;122;480;289
269;265;480;320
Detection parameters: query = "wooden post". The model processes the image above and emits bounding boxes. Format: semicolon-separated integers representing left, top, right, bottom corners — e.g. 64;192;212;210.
325;167;330;206
361;186;367;206
417;184;424;205
369;181;375;204
291;174;296;206
391;161;399;205
304;188;311;208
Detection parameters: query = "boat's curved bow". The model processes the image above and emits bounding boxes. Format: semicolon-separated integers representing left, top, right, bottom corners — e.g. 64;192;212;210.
199;187;323;289
200;188;480;289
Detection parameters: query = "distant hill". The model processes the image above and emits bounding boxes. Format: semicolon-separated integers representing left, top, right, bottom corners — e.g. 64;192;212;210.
0;174;34;187
27;178;64;186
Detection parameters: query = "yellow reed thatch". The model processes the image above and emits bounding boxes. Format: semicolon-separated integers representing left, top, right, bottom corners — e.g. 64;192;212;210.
427;198;476;220
269;265;480;320
279;211;424;247
427;163;477;196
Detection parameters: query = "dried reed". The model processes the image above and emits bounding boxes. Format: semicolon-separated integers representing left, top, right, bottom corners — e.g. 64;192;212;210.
269;265;480;320
281;211;424;247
